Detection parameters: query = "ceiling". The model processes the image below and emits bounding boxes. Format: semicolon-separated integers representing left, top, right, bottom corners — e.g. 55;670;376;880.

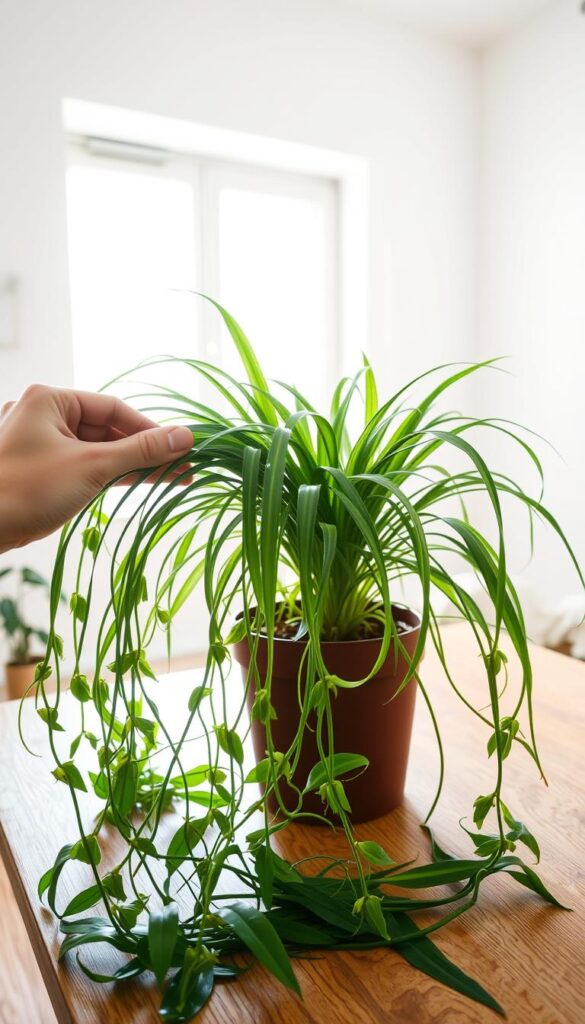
345;0;558;47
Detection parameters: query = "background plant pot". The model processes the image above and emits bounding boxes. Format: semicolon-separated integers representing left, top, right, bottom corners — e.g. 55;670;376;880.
4;657;42;701
232;606;422;823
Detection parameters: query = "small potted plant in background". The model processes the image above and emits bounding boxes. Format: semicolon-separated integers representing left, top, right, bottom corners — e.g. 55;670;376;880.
0;566;53;699
31;299;583;1020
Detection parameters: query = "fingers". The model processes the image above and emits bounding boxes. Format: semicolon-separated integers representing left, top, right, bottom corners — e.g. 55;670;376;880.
72;391;159;435
9;385;162;440
115;464;194;487
1;400;15;417
93;424;194;481
77;423;126;443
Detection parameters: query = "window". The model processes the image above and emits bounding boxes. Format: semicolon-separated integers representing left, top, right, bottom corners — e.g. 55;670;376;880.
66;141;340;411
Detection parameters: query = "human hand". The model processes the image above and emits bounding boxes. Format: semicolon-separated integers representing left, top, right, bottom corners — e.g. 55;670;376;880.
0;385;194;552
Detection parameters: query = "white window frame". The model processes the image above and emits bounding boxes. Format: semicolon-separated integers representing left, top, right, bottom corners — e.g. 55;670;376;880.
63;98;369;377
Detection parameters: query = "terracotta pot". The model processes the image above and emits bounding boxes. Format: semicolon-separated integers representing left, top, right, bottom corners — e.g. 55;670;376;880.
4;657;42;701
232;606;422;823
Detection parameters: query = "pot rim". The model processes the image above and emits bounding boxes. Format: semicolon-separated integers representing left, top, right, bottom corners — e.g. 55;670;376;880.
234;603;422;647
6;655;44;668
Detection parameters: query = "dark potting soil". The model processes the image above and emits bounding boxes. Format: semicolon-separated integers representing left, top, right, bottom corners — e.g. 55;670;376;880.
271;613;412;642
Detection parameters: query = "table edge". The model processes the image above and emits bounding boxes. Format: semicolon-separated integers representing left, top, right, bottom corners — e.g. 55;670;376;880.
0;819;73;1024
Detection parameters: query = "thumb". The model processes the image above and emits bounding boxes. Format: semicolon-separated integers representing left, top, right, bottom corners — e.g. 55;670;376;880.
95;425;194;480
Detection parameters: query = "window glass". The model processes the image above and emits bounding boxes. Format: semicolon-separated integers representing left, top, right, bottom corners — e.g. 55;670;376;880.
66;162;199;393
217;186;336;409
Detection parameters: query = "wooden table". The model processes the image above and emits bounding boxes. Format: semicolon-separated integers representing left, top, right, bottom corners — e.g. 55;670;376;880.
1;625;584;1024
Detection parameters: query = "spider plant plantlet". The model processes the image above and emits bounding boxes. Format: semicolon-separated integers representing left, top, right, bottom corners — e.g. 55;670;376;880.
30;297;583;1021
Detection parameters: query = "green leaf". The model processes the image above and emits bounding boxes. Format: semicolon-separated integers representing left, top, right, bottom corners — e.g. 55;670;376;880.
250;687;277;724
116;897;146;929
380;859;484;888
356;841;395;868
214;725;244;766
224;618;247;644
203;295;277;426
107;648;154;677
218;901;300;995
69;734;82;758
463;829;501;858
473;792;495;829
70;673;91;703
188;686;212;713
304;753;369;792
88;770;108;800
92;677;109;709
76;953;145;984
138;651;156;679
148;902;179;987
492;649;508;674
59;924;138;960
245;758;272;784
168;561;206;620
245;753;289;785
388;912;504;1015
166;817;209;876
52;761;87;793
63;884;103;917
159;959;214;1022
134;837;159;858
259;428;291;618
266;908;336;946
70;834;101;867
69;592;88;623
319;779;352;814
504;861;569;909
38;843;72;907
254;844;275;910
421;825;456;863
487;716;519;759
60;916;110;935
213;962;249;979
178;789;228;811
353;894;390;940
102;871;126;902
82;526;100;553
112;759;138;819
37;706;65;732
133;716;159;747
34;662;52;684
363;354;378;424
501;802;540;861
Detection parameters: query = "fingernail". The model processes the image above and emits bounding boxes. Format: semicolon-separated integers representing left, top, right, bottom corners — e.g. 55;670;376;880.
168;426;194;452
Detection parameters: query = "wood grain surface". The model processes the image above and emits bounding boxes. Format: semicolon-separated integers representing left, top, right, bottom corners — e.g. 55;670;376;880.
0;624;584;1024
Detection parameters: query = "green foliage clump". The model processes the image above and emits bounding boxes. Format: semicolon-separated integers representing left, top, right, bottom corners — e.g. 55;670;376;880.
30;297;581;1020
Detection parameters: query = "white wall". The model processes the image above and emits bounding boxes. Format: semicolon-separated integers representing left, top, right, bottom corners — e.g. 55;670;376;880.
0;0;479;665
477;0;585;599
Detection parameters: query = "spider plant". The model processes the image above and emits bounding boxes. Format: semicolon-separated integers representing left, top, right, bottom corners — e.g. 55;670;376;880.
30;298;582;1021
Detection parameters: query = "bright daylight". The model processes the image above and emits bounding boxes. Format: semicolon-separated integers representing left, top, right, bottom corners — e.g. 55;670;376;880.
0;2;584;1023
